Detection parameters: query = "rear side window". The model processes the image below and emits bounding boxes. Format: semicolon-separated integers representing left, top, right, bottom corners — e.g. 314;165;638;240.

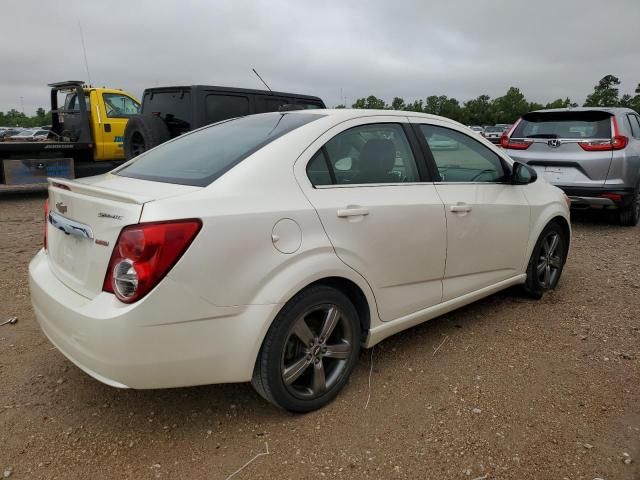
118;113;323;186
627;114;640;139
142;90;192;132
512;111;611;139
306;123;420;186
205;94;250;124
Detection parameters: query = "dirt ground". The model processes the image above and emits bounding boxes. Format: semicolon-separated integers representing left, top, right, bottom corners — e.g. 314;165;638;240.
0;194;638;480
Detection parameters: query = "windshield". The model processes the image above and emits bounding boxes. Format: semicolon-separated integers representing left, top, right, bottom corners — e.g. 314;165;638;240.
512;111;612;139
117;112;323;186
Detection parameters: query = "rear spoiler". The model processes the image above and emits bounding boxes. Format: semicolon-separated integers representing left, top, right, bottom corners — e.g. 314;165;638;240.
47;177;150;205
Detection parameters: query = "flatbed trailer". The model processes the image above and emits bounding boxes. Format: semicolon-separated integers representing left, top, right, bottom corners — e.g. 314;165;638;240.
0;81;139;193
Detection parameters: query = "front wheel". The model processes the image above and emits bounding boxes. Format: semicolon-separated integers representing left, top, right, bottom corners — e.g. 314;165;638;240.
523;222;568;299
252;286;361;412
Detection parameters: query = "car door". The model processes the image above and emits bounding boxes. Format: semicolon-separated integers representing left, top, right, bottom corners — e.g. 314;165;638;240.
410;119;530;301
295;117;447;322
100;92;141;160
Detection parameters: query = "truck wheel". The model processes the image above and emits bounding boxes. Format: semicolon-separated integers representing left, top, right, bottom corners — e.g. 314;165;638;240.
123;115;170;160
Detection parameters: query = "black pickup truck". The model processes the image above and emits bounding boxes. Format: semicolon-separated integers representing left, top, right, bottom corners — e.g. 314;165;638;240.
123;85;325;160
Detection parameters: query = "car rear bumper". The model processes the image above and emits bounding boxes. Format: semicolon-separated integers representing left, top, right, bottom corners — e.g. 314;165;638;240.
558;186;635;209
29;250;279;389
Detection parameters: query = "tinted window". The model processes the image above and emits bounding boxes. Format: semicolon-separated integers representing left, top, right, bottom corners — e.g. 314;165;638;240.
102;93;140;118
419;124;505;183
205;94;250;123
512;111;611;139
142;90;191;132
308;124;420;185
118;113;323;186
306;150;333;186
255;97;288;114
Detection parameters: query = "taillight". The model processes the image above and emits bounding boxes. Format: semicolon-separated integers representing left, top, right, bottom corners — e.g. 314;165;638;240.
579;116;628;151
103;219;202;303
500;118;532;150
44;199;49;250
500;135;532;150
600;192;622;203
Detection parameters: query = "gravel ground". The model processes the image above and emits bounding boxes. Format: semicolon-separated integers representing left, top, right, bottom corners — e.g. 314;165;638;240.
0;194;638;480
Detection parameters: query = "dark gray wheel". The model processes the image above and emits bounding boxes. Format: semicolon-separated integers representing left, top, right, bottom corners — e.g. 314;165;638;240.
123;115;171;161
523;222;567;299
252;286;360;412
619;185;640;227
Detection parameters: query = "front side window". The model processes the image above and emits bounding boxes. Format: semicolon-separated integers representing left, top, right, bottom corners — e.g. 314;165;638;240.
102;93;140;118
118;112;323;186
419;124;506;183
306;123;420;186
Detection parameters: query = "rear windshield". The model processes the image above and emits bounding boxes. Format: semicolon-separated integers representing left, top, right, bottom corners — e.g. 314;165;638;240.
117;113;323;186
512;111;612;139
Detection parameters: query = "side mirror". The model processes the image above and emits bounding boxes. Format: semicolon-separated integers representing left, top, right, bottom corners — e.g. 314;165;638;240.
511;161;537;185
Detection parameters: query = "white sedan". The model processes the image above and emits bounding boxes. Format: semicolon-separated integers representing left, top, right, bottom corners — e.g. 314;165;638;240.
30;109;570;412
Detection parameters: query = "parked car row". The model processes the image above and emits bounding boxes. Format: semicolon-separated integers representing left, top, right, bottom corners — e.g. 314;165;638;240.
0;126;50;141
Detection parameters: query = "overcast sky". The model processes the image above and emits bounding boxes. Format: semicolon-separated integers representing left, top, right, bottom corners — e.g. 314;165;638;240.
2;0;639;114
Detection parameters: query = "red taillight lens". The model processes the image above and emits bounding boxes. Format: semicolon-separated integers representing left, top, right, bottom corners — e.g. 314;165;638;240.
579;116;628;151
103;219;202;303
500;134;532;150
44;199;49;250
500;118;531;150
601;192;622;203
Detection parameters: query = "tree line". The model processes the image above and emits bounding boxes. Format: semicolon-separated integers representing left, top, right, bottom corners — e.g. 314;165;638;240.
1;74;638;128
0;108;52;128
339;75;640;125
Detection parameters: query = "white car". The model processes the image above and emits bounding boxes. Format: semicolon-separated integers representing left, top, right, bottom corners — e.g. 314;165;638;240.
29;109;570;412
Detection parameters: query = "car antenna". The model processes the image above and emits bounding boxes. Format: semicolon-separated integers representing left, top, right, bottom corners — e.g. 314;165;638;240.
252;68;273;95
78;21;92;85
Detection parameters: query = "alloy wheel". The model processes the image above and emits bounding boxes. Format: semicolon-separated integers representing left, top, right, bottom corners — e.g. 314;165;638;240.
281;304;354;400
536;231;562;289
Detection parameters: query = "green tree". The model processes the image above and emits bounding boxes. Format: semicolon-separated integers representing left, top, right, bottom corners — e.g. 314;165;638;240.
391;97;406;110
493;87;529;123
334;104;346;109
584;74;620;107
352;95;386;109
464;95;494;125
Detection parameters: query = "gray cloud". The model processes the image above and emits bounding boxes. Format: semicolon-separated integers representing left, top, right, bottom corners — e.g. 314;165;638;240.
1;0;639;114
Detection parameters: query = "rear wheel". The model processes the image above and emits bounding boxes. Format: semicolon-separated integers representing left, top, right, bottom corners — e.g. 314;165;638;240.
523;222;568;299
618;185;640;227
123;115;171;161
252;286;360;412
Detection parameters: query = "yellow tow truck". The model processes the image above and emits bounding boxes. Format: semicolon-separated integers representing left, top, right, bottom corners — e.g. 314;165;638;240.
0;81;140;191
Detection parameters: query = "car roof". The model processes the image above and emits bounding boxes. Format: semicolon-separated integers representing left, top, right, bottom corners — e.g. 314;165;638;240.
283;108;467;128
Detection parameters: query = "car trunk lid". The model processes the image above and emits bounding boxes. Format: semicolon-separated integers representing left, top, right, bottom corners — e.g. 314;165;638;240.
46;174;199;299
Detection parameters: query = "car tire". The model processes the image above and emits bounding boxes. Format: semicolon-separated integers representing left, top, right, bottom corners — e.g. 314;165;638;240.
252;286;361;413
522;222;568;299
123;115;171;161
618;185;640;227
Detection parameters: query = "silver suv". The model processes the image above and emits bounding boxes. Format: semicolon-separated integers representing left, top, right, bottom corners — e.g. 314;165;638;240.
502;107;640;226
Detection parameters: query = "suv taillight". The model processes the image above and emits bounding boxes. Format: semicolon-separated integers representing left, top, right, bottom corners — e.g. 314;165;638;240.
579;116;628;151
103;219;202;303
500;118;532;150
44;199;49;250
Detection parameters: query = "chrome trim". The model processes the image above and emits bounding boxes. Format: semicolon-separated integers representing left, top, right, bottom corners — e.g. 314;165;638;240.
510;137;611;144
48;211;94;240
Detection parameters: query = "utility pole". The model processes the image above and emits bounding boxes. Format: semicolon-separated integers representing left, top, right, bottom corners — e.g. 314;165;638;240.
20;97;24;114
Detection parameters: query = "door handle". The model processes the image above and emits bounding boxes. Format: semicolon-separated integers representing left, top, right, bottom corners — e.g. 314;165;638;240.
337;207;369;218
450;203;472;213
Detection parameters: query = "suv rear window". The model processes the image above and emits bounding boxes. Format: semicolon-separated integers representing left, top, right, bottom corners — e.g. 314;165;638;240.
142;90;192;133
117;113;323;186
512;111;612;139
